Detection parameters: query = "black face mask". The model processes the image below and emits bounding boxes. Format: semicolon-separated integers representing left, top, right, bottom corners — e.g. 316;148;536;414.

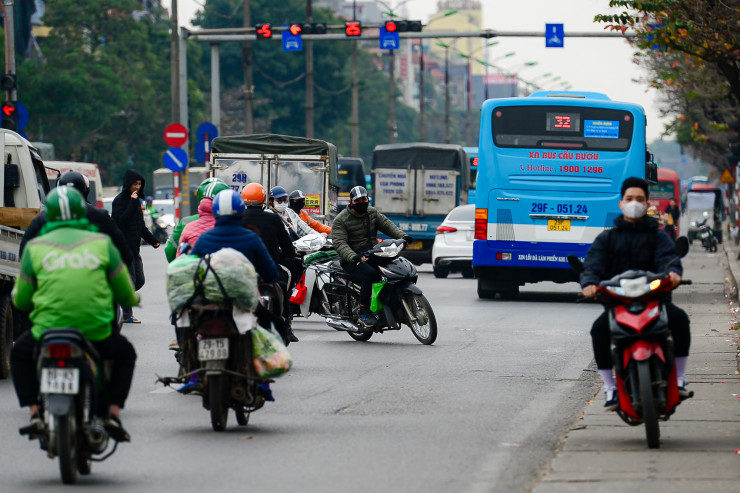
290;200;305;213
351;202;369;215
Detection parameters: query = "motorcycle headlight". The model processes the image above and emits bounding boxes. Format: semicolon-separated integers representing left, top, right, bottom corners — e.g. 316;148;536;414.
375;243;404;258
690;221;697;227
156;217;168;229
619;276;650;297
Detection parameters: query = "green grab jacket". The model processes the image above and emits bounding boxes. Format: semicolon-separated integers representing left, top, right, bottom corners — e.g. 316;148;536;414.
12;227;140;341
165;213;198;262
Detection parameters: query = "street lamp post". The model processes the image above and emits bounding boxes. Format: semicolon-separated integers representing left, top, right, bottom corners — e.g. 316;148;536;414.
457;41;500;145
436;40;453;144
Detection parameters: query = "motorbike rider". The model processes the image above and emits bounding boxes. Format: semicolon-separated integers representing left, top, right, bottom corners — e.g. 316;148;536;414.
268;186;314;240
580;177;691;410
11;187;140;442
288;189;331;235
332;186;411;328
165;178;230;262
177;179;231;257
242;183;301;342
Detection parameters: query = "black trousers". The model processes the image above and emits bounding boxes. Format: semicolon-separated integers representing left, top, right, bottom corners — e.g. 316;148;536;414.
279;258;303;319
341;259;381;307
11;330;137;410
123;254;144;318
591;302;690;369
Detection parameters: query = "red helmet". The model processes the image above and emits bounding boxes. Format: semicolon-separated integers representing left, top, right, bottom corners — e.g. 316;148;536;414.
241;182;266;206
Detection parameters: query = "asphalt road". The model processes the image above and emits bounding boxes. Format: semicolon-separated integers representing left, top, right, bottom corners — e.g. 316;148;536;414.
0;247;599;492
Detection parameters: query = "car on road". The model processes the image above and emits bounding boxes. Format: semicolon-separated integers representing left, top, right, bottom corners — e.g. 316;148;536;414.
431;203;475;278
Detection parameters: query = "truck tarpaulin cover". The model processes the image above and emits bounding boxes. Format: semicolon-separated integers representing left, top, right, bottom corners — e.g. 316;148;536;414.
211;133;338;184
372;143;470;189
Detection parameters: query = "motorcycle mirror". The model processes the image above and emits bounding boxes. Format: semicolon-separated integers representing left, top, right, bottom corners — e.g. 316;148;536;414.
674;236;689;258
567;254;584;274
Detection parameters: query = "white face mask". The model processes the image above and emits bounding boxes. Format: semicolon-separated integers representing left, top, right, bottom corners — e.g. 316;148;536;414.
274;202;288;212
622;200;647;219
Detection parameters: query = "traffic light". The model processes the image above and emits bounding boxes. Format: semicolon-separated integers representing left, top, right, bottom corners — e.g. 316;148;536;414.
345;21;362;37
301;22;327;35
289;24;302;35
384;20;422;33
728;118;740;165
254;23;272;39
2;101;18;131
1;74;16;92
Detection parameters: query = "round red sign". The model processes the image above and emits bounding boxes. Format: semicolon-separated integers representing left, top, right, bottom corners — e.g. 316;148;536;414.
164;123;188;147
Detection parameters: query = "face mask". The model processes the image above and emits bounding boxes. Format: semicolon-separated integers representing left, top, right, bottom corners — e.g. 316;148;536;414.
290;201;305;213
274;202;288;212
622;200;647;219
352;202;369;215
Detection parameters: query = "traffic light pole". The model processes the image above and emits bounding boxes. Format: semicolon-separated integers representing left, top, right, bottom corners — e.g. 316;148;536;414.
243;0;254;134
305;0;315;138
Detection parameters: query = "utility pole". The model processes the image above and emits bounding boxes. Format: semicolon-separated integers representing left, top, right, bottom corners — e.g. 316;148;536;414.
465;57;471;146
305;0;315;138
444;45;450;144
419;39;425;141
388;49;395;143
243;0;254;133
170;0;179;123
350;1;359;155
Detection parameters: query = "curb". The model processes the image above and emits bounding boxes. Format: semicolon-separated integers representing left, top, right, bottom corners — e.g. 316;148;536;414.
721;244;739;301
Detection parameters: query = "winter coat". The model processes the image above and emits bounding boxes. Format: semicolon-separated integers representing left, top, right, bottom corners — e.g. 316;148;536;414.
165;213;197;262
299;209;332;234
580;215;682;289
242;206;296;264
177;198;215;257
331;206;406;263
191;215;279;283
112;169;159;256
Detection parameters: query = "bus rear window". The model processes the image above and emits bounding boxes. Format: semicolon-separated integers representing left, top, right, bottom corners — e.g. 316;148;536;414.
491;105;634;151
649;182;675;200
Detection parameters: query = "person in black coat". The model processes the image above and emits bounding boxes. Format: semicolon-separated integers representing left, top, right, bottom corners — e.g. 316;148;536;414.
580;177;690;410
112;169;160;323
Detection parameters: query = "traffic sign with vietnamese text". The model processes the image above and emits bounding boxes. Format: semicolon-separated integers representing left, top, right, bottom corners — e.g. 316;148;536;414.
379;27;400;50
163;147;188;172
164;123;188;147
545;24;564;48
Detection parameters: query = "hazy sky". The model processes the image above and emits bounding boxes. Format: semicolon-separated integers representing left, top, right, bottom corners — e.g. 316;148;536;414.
167;0;670;142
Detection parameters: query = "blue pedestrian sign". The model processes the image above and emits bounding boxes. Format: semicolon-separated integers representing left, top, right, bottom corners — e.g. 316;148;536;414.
17;102;29;131
379;27;399;50
545;24;564;48
163;147;188;172
282;30;302;52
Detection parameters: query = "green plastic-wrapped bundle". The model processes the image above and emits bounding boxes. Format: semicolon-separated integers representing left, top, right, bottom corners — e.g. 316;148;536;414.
166;254;202;311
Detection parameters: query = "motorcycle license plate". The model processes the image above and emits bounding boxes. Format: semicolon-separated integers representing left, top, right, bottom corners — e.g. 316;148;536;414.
40;368;79;394
548;219;571;231
406;240;424;250
198;338;229;361
700;232;709;238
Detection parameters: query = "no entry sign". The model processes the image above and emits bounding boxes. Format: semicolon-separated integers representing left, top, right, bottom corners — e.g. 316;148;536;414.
164;123;188;147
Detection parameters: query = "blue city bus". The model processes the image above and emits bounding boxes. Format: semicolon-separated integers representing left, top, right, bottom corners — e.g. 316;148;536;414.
473;91;656;299
463;146;479;204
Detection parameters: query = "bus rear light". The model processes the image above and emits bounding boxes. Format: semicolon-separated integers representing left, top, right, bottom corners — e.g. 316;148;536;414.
496;252;512;261
475;208;487;240
436;226;458;234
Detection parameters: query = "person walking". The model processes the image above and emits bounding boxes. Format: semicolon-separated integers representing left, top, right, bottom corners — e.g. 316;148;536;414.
112;169;160;324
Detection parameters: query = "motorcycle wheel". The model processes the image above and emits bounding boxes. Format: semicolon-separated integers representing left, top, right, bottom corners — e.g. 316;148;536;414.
209;375;229;432
348;329;373;342
235;409;249;426
77;444;92;475
404;294;437;345
55;414;78;484
637;360;660;449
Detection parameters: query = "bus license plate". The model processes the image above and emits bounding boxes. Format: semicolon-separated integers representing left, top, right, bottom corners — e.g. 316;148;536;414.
547;219;571;232
405;240;424;250
198;338;229;361
40;368;79;394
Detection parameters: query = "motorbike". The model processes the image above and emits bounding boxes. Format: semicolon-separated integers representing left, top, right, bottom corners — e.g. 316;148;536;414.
697;218;718;252
293;234;438;345
568;236;692;449
31;328;118;484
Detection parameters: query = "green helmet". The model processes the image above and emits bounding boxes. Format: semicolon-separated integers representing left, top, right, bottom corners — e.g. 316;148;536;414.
46;186;87;222
197;178;230;201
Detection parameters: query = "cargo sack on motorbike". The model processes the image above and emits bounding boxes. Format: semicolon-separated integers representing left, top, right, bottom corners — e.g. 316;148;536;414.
252;326;292;378
166;254;203;311
304;249;338;265
205;248;259;312
289;273;307;305
370;281;387;313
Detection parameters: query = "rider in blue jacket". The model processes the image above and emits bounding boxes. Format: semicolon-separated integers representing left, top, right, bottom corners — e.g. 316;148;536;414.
191;190;279;284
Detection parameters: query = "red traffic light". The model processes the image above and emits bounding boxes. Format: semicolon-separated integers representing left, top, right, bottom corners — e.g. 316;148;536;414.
289;24;302;35
384;21;397;32
345;21;362;37
255;23;272;39
2;102;16;117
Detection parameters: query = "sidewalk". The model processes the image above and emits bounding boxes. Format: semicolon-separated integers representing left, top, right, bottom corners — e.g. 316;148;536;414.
532;241;740;492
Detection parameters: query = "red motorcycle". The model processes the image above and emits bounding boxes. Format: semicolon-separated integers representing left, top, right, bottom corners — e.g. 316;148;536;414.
568;237;692;449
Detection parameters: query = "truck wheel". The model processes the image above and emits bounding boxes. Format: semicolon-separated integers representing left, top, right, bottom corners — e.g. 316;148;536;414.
0;295;14;379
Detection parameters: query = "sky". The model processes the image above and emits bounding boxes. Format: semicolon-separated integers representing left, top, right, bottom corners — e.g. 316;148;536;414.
166;0;670;143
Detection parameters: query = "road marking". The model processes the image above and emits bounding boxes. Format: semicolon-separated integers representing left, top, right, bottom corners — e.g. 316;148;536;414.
150;387;176;394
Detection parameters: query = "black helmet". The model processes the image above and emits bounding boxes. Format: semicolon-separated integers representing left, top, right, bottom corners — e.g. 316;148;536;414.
58;171;90;200
349;186;368;202
289;190;305;201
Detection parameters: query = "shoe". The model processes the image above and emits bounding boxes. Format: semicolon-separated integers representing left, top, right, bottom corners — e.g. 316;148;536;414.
104;415;130;442
678;384;694;400
168;340;180;351
604;389;618;411
357;307;377;328
287;329;299;343
258;383;275;402
19;414;46;438
124;317;141;324
176;381;202;394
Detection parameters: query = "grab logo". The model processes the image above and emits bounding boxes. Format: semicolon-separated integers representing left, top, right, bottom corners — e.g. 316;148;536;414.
42;249;101;271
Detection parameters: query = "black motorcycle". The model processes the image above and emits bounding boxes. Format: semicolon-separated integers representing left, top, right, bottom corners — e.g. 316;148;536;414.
32;329;118;484
697;219;718;252
309;239;438;345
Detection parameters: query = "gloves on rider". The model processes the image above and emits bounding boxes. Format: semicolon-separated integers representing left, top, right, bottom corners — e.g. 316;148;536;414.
353;253;364;263
402;235;413;243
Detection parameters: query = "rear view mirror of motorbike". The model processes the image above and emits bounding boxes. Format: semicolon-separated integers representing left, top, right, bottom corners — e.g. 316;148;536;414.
567;254;585;274
674;236;689;258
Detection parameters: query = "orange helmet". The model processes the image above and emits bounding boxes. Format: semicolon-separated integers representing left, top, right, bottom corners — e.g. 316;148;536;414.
241;182;266;206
